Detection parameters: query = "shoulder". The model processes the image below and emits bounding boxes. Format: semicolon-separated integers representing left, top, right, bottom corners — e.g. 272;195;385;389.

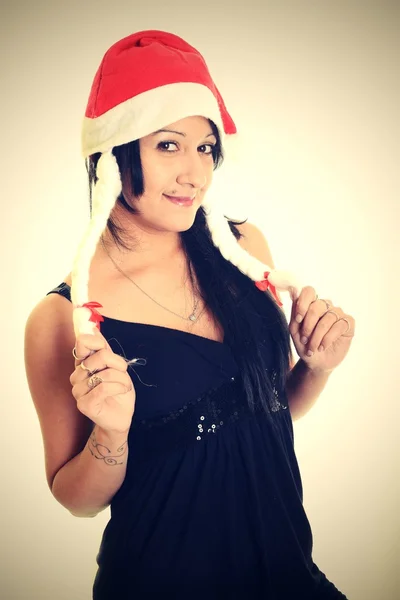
25;292;75;369
25;290;75;366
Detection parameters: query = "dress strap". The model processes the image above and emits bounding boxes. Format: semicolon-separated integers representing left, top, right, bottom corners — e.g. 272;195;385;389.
46;282;72;302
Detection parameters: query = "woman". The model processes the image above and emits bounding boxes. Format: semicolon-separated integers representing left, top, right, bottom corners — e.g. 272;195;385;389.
24;30;354;599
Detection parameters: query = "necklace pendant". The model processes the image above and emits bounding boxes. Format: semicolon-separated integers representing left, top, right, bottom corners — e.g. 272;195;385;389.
189;314;197;322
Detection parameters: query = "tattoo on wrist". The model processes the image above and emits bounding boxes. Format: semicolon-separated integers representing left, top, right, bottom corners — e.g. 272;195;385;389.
87;430;128;465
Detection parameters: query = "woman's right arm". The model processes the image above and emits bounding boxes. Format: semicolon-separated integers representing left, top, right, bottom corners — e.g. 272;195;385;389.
51;424;129;518
24;294;131;518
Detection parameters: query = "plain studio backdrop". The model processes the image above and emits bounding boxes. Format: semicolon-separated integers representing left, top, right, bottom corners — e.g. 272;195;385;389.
1;1;398;599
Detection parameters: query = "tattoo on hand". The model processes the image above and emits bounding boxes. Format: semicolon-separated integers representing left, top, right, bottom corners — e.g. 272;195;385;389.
87;430;128;465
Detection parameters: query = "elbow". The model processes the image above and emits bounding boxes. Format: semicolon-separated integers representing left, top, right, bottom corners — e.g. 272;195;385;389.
51;472;102;518
51;488;101;518
68;504;109;518
69;510;98;519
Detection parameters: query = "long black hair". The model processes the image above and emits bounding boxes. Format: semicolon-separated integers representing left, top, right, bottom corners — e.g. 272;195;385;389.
86;119;293;428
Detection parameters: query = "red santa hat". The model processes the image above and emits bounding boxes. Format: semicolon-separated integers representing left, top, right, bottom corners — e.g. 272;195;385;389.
81;30;237;158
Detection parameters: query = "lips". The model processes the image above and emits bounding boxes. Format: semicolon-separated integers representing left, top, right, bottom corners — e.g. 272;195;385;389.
164;194;195;206
164;195;195;201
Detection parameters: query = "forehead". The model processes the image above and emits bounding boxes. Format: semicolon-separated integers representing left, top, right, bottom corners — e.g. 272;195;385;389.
149;115;215;138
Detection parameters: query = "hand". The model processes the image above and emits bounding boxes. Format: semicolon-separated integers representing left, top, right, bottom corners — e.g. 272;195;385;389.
70;329;136;434
289;286;355;373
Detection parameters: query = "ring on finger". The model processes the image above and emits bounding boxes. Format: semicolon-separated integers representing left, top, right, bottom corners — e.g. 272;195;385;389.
73;347;89;361
80;361;99;376
338;317;351;335
321;299;331;310
313;295;332;312
88;375;103;389
326;309;340;321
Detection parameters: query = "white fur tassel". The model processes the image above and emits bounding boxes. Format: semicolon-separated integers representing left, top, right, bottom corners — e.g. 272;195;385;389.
71;150;122;337
202;194;304;303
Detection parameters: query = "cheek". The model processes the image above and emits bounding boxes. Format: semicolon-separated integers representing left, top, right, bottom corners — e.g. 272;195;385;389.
142;163;170;190
203;172;213;190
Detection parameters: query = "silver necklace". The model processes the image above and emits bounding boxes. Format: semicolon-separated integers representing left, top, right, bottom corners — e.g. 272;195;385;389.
100;237;204;322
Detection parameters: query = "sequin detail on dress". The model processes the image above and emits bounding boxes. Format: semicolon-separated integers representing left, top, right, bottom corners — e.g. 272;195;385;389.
128;370;287;464
270;369;288;413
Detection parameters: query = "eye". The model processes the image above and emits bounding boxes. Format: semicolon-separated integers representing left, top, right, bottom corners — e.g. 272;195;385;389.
157;141;216;155
199;144;216;155
157;141;178;152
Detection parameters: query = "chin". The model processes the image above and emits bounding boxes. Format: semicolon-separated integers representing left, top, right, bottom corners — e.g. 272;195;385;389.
172;217;197;233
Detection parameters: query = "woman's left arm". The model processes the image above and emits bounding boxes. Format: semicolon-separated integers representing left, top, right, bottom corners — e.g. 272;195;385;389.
237;222;355;421
285;359;333;421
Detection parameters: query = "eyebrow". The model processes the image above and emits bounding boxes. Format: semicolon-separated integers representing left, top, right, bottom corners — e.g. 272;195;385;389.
151;128;216;138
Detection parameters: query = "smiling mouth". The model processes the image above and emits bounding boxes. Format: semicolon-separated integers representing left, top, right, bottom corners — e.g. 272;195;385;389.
163;194;195;206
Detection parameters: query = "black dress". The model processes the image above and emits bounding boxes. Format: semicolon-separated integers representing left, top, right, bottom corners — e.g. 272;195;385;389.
48;283;348;600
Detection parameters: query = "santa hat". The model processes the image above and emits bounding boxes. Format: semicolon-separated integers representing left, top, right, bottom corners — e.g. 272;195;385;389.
71;30;303;336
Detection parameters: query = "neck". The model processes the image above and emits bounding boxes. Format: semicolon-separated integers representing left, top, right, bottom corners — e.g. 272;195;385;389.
98;232;201;315
100;229;184;271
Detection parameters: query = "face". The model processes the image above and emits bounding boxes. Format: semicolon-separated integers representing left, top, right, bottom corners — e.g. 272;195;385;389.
122;115;217;233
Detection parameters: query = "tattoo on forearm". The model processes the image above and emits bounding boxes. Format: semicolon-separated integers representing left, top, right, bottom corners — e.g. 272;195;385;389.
87;430;128;465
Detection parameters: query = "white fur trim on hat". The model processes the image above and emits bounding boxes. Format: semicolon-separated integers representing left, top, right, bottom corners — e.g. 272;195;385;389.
82;82;230;158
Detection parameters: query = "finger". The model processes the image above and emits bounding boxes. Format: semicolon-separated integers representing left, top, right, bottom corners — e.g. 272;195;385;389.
322;299;334;310
292;286;316;325
289;290;303;334
75;382;133;419
298;296;339;344
314;316;354;352
73;330;109;367
289;300;300;341
306;311;344;353
71;349;128;385
289;287;315;342
72;369;133;401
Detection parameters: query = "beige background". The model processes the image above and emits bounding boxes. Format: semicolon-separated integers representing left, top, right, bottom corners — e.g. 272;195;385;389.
1;0;399;598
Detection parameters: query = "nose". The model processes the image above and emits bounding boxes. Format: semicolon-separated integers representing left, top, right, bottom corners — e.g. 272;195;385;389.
176;152;208;189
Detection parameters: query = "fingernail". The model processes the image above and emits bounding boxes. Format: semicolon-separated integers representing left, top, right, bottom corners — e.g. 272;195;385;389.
318;345;324;352
296;314;303;323
307;350;314;357
301;336;308;345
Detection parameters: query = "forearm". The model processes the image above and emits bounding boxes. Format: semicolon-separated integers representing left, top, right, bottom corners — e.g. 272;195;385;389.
51;425;129;518
285;359;333;421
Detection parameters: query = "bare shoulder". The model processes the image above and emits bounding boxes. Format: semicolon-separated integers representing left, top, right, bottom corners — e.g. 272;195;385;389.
25;291;74;347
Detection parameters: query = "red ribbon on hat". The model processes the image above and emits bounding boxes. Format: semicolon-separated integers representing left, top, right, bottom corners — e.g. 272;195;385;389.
82;302;105;330
255;272;283;307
